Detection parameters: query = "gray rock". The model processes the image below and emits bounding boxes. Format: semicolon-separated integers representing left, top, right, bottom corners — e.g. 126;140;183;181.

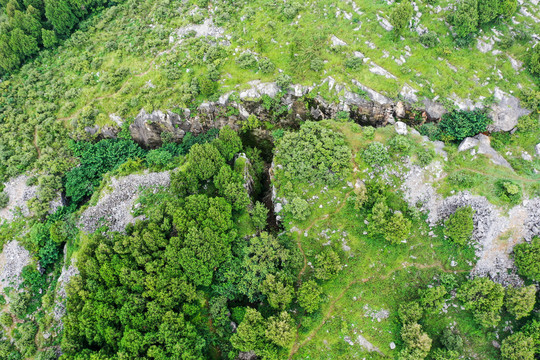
0;240;31;297
488;87;532;132
130;109;185;148
536;143;540;156
395;101;406;118
395;121;407;135
84;125;100;136
476;38;494;53
521;151;533;161
351;80;393;104
331;35;347;46
458;137;479;152
369;62;397;79
80;171;170;233
474;134;512;168
400;83;418;103
422;98;447;120
390;342;396;350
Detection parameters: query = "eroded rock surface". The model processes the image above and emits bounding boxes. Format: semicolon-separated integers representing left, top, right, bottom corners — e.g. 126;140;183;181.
80;171;170;233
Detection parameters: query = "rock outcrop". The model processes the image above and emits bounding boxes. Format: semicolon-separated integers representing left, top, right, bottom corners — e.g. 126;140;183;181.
488;87;532;132
457;134;512;169
80;171;170;233
0;240;31;297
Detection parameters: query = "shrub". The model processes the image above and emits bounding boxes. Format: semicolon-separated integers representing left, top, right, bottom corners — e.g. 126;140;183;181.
399;302;423;324
259;58;275;74
501;332;534;360
310;58;324;72
390;1;414;35
0;191;9;209
438;110;491;141
297;280;322;313
451;0;478;38
495;179;522;205
344;56;363;71
237;53;257;69
505;285;536;320
457;277;504;327
274;122;350;184
444;206;475;246
419;32;438;48
448;171;476;189
526;45;540;76
417;123;440;140
385;211;412;244
421;286;447;313
362;142;390;166
441;327;463;352
400;322;432;358
513;237;540;281
362;126;375;139
286;197;310;221
388;135;413;155
146;149;173;168
276;73;292;89
416;147;435;166
314;249;341;280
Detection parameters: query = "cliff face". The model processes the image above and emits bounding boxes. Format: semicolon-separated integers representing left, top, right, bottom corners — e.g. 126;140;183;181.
110;81;531;148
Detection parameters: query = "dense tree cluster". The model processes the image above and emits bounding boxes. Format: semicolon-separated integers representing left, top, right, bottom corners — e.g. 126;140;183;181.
450;0;517;39
0;0;123;74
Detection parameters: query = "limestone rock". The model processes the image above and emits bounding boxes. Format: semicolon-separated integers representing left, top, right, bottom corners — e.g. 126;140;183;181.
488;87;531;132
458;137;479;152
330;35;347;46
395;121;407;135
422;98;447;120
0;240;31;297
400;83;418;103
395;101;406;118
130;109;185;148
521;151;532;161
535;143;540;156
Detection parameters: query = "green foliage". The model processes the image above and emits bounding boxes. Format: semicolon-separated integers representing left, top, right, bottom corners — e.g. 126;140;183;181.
398;302;423;324
457;277;504;327
400;322;432;360
41;29;57;48
444;206;474;246
265;311;296;347
389;135;413;155
505;285;536;320
214;125;243;161
416;147;435;166
438;110;491;141
275;73;292;90
260;273;293;309
275;122;350;185
478;0;499;24
386;211;412;244
64;139;146;204
0;191;8;208
237;52;257;69
286;197;311;221
441;326;463;352
451;0;478;38
418;32;438;48
259;57;275;74
417;123;441;141
145;149;172;168
344;56;363;71
513;237;540;281
314;249;341;280
0;313;13;328
501;332;534;360
250;202;268;232
495;179;522;204
362;142;390;166
420;286;447;313
525;45;540;76
390;1;414;35
188;142;225;181
297;280;322;313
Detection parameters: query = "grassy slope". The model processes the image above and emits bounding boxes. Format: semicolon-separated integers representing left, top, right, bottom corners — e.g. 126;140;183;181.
273;121;536;359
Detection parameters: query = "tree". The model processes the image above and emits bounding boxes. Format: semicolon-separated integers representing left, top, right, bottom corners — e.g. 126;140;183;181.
421;286;447;313
230;308;266;352
514;237;540;281
526;45;540;76
439;110;490;141
451;0;478;38
478;0;499;24
441;326;463;352
362;142;390;166
260;274;294;309
286;197;310;221
386;211;412;244
213;165;250;211
498;0;517;18
265;311;296;347
297;280;322;313
41;28;57;48
444;206;474;246
214;125;242;161
9;28;38;58
314;249;341;280
400;322;432;359
44;0;78;35
251;202;268;231
399;302;423;324
0;191;9;208
457;277;504;327
0;33;21;72
505;285;536;320
188;142;225;181
390;1;413;36
369;198;388;234
501;332;534;360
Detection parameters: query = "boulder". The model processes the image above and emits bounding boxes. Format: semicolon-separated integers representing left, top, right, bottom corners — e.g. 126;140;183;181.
395;101;406;118
521;151;533;161
400;83;418;103
459;134;512;168
130;109;185;148
536;143;540;156
458;137;479;152
395;121;407;135
422;98;447;120
488;87;532;132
